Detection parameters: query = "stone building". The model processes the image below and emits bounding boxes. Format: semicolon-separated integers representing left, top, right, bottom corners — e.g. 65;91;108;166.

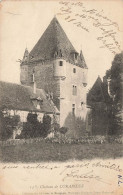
0;81;59;139
20;17;88;138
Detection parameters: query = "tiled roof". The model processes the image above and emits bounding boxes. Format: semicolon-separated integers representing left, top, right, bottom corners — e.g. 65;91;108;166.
22;17;87;68
0;81;59;114
87;76;111;106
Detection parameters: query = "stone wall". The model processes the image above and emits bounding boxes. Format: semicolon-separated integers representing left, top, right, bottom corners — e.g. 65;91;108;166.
20;59;88;138
20;60;60;110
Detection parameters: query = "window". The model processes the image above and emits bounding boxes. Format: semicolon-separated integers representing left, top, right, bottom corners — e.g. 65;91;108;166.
81;102;84;106
72;85;74;95
73;68;76;73
72;104;75;115
31;73;34;82
75;86;77;95
59;61;63;66
72;85;77;95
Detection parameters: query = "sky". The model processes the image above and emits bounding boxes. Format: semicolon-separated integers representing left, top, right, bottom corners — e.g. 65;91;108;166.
0;0;123;90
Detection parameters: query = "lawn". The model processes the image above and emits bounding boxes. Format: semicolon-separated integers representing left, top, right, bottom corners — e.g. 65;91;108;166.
0;140;123;162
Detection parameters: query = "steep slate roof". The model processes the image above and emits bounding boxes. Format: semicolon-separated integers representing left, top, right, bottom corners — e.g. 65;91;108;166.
0;81;59;114
87;76;111;106
22;17;87;68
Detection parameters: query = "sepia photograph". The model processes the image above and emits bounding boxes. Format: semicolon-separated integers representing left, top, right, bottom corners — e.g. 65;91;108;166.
0;0;123;194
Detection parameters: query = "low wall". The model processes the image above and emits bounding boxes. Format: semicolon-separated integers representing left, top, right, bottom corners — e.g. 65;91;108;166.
0;135;123;146
0;137;44;147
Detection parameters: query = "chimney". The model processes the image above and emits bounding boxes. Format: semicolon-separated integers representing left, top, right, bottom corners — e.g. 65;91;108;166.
33;81;36;94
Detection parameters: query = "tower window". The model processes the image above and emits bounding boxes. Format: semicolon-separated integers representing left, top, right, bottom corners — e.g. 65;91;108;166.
73;68;76;73
72;85;77;95
72;104;75;115
75;86;77;95
59;61;63;66
72;85;74;95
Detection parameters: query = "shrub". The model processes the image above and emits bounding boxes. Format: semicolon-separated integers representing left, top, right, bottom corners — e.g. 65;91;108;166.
42;114;51;136
53;122;60;132
19;114;51;139
59;127;68;135
45;135;108;144
0;111;20;140
27;113;38;124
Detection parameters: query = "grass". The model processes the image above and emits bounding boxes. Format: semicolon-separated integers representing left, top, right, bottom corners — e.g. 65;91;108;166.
0;140;123;162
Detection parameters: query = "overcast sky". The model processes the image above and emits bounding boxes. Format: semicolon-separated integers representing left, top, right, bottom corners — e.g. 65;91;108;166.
0;1;123;90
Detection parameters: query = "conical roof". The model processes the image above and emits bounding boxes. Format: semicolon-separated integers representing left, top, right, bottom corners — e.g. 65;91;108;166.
25;17;87;68
87;76;111;106
29;17;77;61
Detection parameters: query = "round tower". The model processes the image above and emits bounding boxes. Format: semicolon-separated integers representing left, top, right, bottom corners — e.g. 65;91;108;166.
53;59;66;79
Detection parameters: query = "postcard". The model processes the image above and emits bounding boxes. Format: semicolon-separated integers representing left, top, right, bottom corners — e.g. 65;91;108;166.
0;0;123;195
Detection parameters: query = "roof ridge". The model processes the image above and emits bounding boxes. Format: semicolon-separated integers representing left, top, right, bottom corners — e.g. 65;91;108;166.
54;17;76;53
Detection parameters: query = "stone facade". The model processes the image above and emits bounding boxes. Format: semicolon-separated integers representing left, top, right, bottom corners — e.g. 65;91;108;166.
20;59;88;138
20;17;89;138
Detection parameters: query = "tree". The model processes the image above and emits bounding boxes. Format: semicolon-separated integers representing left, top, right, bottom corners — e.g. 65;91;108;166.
106;52;123;134
42;114;51;137
59;127;68;135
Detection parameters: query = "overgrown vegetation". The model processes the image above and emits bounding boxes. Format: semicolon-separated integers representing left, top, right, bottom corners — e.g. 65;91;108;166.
18;113;52;139
106;52;123;135
0;110;20;140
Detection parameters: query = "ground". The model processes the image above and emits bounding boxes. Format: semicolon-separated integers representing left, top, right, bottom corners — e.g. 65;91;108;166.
0;140;123;162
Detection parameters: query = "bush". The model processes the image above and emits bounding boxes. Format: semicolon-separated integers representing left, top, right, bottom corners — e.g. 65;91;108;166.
115;136;123;143
0;111;20;140
59;127;68;135
19;113;52;139
20;121;44;139
53;122;60;132
27;113;38;124
45;135;123;145
42;114;51;136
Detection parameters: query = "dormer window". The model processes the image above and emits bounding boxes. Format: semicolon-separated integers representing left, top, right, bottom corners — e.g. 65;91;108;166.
59;61;63;66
